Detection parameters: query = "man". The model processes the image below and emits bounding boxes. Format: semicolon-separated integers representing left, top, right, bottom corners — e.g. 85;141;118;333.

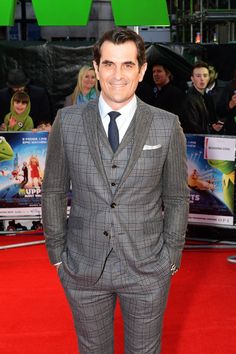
42;29;189;354
217;67;236;135
206;65;226;109
0;69;52;128
206;65;227;132
181;61;223;134
136;61;185;118
151;61;185;117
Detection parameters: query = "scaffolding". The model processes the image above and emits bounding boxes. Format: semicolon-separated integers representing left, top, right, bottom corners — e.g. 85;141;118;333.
169;0;236;43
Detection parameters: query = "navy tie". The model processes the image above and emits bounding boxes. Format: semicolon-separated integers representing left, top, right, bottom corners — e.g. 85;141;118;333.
108;111;120;152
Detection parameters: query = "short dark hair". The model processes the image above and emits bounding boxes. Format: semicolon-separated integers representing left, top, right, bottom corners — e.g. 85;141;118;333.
93;28;146;69
192;61;209;74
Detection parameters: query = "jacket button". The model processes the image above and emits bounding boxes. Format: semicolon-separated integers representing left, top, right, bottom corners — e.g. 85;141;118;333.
112;164;117;168
110;202;116;208
111;182;116;186
103;231;108;236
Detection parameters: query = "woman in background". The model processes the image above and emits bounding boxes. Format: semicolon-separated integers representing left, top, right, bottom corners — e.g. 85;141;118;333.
64;65;99;107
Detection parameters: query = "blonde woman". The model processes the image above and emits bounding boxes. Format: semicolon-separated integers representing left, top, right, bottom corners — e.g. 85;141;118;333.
64;65;99;107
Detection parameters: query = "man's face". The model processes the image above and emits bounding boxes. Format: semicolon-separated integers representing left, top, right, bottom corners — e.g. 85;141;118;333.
191;67;209;92
93;40;147;110
152;65;170;87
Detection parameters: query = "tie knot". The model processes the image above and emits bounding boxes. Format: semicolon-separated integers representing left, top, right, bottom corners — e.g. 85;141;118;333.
108;111;120;120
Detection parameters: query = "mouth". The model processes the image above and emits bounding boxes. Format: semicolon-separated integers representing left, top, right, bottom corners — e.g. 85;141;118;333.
110;83;126;89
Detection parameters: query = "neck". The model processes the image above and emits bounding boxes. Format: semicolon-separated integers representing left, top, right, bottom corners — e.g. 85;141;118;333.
82;88;92;96
194;85;205;95
156;79;170;90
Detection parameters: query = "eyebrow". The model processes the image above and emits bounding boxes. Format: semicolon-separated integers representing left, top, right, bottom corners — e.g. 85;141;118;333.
124;61;136;66
101;60;136;66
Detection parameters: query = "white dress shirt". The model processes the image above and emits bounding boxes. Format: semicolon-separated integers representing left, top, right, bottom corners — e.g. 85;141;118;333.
98;93;137;143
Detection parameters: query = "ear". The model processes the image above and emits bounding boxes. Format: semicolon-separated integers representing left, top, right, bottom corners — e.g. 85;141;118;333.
138;62;147;82
93;60;99;80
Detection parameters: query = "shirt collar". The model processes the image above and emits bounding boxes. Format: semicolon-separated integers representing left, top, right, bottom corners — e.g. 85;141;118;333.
206;81;216;93
98;93;137;120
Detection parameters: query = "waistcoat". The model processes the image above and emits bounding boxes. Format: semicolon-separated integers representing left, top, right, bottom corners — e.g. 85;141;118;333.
97;114;135;196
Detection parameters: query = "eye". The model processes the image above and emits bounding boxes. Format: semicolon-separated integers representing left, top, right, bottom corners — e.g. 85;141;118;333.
103;62;113;67
124;63;134;69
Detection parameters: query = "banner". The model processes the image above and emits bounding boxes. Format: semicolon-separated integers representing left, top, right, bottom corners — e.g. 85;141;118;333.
0;131;48;218
0;131;235;226
186;134;235;226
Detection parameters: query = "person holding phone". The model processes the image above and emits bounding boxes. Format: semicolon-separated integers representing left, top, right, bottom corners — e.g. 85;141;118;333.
217;69;236;135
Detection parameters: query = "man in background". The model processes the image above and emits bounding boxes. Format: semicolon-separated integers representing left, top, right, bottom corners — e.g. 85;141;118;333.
42;28;189;354
217;67;236;135
181;61;223;134
151;61;185;117
0;69;52;128
136;60;185;118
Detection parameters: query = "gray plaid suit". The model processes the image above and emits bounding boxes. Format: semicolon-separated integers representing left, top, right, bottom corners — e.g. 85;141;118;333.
42;97;189;353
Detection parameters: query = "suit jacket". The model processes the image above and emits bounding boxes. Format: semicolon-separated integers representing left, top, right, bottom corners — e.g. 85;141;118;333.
42;98;189;287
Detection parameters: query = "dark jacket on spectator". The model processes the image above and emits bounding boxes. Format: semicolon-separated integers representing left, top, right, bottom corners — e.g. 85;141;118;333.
150;82;185;118
181;86;217;134
217;80;236;135
136;81;185;118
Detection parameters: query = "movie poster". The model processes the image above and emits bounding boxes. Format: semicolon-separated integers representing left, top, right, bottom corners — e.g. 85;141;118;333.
0;132;48;217
186;134;235;226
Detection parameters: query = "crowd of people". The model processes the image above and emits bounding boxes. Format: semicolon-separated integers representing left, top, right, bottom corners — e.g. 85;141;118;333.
0;69;52;132
137;59;236;136
0;60;235;136
0;66;99;132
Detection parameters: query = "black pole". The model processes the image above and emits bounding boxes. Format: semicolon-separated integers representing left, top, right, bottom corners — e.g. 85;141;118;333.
20;0;27;40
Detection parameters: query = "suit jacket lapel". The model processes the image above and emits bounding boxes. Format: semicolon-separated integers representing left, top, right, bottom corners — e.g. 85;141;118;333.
115;99;154;194
82;100;112;192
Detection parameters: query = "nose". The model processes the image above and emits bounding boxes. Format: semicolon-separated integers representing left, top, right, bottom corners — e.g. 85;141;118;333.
114;65;122;80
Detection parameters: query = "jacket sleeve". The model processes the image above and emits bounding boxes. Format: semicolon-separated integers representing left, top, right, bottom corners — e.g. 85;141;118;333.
41;110;70;264
162;118;189;268
217;85;235;118
4;113;9;128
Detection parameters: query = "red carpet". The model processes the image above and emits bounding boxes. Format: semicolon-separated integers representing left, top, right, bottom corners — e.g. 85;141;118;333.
0;237;236;354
